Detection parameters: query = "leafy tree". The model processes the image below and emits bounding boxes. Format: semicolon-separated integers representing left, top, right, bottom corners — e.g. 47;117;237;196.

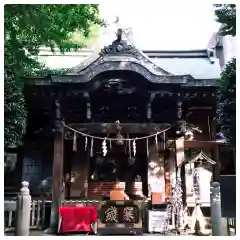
217;58;236;146
214;4;236;146
214;4;236;36
4;4;102;150
4;68;27;149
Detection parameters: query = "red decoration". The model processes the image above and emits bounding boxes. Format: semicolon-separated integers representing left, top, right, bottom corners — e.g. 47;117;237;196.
59;206;98;233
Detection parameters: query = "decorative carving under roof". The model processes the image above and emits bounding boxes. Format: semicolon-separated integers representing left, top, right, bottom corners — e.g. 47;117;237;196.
189;151;216;165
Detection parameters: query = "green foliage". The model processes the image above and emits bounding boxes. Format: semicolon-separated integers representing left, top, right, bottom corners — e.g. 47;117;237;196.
214;4;236;146
217;58;236;146
69;24;100;49
4;68;27;149
214;4;236;36
4;4;101;149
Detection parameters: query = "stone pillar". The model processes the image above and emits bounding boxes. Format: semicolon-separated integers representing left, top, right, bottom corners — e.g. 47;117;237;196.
15;181;31;236
210;182;228;236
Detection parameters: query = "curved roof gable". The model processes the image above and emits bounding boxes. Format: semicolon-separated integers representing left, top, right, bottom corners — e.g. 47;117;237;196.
68;28;171;77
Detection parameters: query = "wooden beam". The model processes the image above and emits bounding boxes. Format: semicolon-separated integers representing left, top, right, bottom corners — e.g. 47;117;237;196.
66;122;171;134
184;140;218;149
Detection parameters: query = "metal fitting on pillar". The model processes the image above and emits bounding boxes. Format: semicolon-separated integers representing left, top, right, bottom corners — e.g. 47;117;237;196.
176;120;187;136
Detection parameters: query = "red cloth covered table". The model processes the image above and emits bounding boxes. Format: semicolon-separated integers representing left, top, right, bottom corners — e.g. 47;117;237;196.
59;206;98;233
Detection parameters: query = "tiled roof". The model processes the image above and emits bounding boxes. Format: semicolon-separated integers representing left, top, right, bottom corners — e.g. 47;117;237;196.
151;55;221;79
37;48;221;80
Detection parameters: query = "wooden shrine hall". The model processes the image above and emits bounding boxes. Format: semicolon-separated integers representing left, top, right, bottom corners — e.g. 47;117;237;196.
14;28;225;210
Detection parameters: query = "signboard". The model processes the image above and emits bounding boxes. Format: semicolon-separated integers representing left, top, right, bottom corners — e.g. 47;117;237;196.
148;210;167;233
98;200;143;235
100;204;139;223
220;175;236;218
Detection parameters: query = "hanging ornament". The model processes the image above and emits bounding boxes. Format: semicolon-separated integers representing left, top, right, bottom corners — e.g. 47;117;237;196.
133;138;136;156
73;132;77;152
155;133;159;153
109;139;112;149
85;136;88;151
146;137;149;158
128;137;131;159
102;137;107;156
90;138;94;157
124;140;127;154
163;132;166;150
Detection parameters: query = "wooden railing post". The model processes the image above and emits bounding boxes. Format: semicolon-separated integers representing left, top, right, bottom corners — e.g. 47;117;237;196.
15;181;31;236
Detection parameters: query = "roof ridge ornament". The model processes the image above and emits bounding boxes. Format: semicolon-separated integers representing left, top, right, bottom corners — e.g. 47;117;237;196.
100;28;138;56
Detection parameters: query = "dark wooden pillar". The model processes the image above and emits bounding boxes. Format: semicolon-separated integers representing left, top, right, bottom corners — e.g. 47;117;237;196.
49;100;64;232
180;163;186;206
176;100;186;136
211;118;220;182
164;150;172;202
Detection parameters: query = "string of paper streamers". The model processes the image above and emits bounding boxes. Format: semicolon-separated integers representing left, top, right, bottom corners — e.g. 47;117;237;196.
102;138;107;156
155;134;159;153
64;122;172;157
146;138;149;157
133;139;136;156
63;122;172;141
85;137;88;151
90;138;94;157
73;132;77;151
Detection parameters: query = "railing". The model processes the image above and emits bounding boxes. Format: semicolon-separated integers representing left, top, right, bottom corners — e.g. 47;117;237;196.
4;199;106;233
4;197;193;234
4;200;16;232
4;200;44;232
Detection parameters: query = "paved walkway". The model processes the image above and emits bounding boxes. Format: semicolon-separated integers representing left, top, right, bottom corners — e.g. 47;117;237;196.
5;229;212;236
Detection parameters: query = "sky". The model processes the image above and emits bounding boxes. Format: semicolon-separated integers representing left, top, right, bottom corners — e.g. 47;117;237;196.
99;2;221;50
